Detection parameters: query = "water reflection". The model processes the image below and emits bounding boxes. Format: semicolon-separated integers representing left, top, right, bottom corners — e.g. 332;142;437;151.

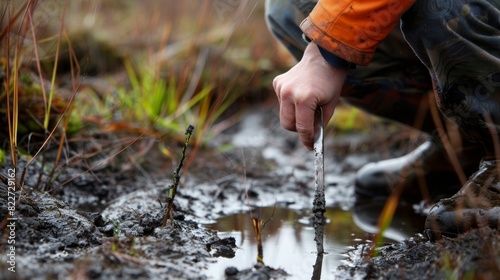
203;202;424;279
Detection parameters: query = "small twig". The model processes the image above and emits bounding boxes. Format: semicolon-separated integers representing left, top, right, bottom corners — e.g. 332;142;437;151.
162;125;194;226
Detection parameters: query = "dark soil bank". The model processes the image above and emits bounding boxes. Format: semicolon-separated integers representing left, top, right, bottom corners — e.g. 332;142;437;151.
1;107;500;279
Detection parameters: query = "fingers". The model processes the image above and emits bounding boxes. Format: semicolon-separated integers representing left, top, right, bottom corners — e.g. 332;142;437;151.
274;74;296;132
279;92;297;132
295;99;317;150
274;74;319;150
277;95;316;149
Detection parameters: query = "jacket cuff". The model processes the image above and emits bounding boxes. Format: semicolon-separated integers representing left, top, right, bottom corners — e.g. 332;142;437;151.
317;45;356;69
303;33;356;69
301;16;373;66
300;0;416;66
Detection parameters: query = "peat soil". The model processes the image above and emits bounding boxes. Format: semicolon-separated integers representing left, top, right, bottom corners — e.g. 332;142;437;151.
1;106;500;279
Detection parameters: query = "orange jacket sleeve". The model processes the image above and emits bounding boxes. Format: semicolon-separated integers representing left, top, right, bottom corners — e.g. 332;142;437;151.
301;0;416;66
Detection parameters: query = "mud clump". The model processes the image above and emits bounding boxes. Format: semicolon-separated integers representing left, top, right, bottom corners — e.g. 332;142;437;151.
0;188;104;255
0;181;238;280
336;228;500;279
207;237;237;258
0;158;241;280
225;263;289;280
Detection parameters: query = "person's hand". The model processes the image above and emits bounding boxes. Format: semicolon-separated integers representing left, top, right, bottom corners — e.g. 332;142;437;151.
273;42;348;150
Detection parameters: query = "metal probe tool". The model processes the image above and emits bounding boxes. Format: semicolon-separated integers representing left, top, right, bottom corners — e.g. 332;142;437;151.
312;107;326;255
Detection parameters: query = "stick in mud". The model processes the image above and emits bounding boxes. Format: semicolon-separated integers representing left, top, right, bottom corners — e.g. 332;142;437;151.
313;108;325;255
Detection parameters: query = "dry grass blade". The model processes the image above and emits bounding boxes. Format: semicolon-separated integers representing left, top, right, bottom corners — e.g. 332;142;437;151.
252;217;264;265
49;126;154;193
427;93;467;186
0;1;27;41
250;205;275;266
370;187;402;256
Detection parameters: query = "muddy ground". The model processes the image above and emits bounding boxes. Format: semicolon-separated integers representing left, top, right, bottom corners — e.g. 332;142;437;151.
1;106;500;279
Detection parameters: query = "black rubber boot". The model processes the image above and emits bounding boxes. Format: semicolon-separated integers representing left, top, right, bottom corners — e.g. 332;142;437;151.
354;137;483;201
424;158;500;241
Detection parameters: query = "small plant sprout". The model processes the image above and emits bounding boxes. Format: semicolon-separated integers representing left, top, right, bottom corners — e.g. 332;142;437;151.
250;206;275;266
162;124;194;226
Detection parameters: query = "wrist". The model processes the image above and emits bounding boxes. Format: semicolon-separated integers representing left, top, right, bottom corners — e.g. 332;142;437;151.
302;33;356;70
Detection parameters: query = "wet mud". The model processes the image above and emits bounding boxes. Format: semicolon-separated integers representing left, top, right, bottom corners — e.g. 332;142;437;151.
1;106;499;279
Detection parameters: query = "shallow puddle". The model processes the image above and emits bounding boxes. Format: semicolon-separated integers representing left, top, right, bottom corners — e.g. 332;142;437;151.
204;203;425;279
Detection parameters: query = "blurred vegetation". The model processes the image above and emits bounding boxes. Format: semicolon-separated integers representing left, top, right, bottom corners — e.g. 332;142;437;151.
0;0;293;172
1;0;376;178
